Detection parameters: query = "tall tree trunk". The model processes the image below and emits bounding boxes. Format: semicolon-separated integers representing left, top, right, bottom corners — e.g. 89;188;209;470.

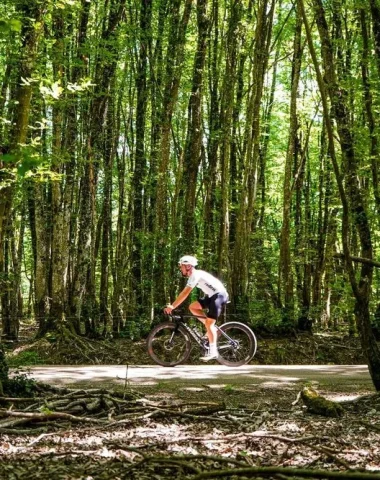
311;126;334;326
181;0;209;253
99;78;117;336
231;0;274;312
153;0;193;305
2;207;25;340
359;9;380;218
370;0;380;78
300;0;380;390
131;0;152;315
48;8;69;332
203;0;220;267
279;3;302;327
0;0;45;344
0;0;44;284
218;0;244;276
66;0;91;334
72;0;126;337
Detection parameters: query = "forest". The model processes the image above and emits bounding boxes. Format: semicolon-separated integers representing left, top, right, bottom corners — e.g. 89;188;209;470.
1;0;380;377
2;0;380;477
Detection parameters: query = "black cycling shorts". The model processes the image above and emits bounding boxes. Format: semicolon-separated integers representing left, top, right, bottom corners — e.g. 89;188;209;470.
198;292;229;320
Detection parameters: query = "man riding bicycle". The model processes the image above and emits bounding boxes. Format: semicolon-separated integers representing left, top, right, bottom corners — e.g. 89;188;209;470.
164;255;229;361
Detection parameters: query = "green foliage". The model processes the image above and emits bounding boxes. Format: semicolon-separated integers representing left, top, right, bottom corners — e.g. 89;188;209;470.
39;405;53;415
0;0;379;351
0;144;44;180
274;345;287;363
7;350;45;368
0;18;22;35
223;384;235;394
0;344;9;383
120;318;151;340
3;371;37;397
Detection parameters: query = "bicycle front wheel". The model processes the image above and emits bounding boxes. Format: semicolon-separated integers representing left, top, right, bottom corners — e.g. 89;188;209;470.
147;322;192;367
217;322;257;367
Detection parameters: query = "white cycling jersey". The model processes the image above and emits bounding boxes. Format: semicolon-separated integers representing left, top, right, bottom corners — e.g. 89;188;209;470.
186;269;227;297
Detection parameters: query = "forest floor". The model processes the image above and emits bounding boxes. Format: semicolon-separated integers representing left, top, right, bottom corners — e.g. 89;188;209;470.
1;330;380;479
6;327;367;368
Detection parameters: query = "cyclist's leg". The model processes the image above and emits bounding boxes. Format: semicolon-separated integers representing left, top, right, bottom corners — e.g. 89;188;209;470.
196;294;227;360
189;300;217;350
189;301;206;326
206;294;226;353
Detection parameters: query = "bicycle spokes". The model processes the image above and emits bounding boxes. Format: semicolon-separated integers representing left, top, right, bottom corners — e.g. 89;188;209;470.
147;322;191;366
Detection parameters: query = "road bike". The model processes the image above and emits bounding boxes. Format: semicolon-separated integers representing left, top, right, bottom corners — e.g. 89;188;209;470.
147;313;257;367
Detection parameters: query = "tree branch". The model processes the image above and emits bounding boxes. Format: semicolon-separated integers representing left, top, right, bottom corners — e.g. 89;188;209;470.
334;253;380;268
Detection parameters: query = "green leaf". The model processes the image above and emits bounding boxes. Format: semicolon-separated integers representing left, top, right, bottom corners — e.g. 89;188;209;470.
9;19;22;32
0;18;22;34
0;20;9;33
0;153;17;164
17;156;43;178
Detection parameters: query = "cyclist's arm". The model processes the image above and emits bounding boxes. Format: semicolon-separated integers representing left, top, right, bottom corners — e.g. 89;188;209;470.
164;286;193;313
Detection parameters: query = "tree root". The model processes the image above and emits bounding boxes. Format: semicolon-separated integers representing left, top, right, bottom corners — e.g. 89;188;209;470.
2;384;379;480
0;385;232;433
301;386;344;417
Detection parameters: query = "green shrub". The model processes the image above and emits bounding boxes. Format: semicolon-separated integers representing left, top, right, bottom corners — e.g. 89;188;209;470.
7;350;45;368
3;371;37;397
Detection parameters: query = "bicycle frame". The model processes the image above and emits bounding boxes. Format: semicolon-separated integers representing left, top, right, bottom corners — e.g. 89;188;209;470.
147;313;257;367
169;314;238;349
169;314;206;348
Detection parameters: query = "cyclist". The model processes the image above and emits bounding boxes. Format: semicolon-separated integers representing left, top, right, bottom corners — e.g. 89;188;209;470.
164;255;229;361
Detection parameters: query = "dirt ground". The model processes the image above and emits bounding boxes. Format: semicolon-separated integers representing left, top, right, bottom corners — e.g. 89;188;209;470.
1;332;379;479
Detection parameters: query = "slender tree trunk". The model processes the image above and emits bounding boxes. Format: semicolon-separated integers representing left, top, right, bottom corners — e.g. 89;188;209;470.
203;0;220;266
0;0;44;274
279;3;302;326
0;0;45;343
73;0;126;337
66;0;91;334
370;0;380;78
311;126;333;325
131;0;152;315
48;8;69;332
181;0;209;253
299;0;380;390
231;0;274;311
153;0;193;305
99;78;117;336
219;0;244;276
359;9;380;218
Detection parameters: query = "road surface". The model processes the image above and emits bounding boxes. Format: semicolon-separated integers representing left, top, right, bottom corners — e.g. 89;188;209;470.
21;364;373;390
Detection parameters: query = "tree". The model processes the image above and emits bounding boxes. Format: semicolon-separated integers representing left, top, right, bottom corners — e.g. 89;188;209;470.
299;0;380;390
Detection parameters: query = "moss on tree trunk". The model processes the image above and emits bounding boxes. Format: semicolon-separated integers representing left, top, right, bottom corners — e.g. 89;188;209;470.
301;386;344;417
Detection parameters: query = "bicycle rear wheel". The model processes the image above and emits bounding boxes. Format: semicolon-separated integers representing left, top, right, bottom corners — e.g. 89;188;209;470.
147;322;191;367
217;322;257;367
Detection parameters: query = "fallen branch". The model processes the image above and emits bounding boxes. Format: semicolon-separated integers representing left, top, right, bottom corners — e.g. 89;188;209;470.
1;408;107;424
191;466;380;479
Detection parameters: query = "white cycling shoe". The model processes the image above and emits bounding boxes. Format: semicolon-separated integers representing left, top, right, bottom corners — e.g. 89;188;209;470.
200;351;219;361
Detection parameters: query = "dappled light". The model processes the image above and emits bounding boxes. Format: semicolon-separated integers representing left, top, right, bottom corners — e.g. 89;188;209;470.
21;364;371;389
1;367;380;478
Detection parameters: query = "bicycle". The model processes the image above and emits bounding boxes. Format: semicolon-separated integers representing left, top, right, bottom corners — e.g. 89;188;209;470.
147;313;257;367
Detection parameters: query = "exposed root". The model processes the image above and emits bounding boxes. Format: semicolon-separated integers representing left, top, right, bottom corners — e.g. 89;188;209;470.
301;386;344;417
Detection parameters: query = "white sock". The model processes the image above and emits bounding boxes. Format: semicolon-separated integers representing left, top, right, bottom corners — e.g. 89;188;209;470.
209;343;217;355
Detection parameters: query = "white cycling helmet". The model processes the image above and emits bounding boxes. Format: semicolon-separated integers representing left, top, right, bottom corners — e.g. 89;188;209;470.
178;255;198;266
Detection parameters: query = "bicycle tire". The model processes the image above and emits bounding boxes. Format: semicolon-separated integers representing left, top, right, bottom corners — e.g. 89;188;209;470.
147;322;192;367
217;321;257;367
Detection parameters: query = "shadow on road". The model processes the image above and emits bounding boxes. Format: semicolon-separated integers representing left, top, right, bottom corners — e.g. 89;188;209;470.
19;364;372;389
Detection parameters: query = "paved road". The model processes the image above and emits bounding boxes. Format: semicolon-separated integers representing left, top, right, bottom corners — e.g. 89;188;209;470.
21;364;373;390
